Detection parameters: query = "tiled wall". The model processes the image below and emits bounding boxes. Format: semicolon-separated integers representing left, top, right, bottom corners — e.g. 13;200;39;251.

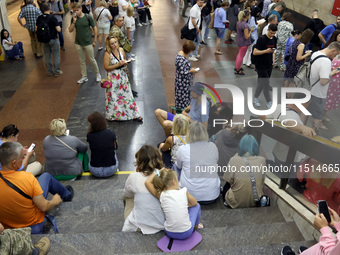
285;0;336;25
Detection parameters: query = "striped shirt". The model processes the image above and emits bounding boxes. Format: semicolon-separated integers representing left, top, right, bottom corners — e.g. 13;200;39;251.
18;4;42;31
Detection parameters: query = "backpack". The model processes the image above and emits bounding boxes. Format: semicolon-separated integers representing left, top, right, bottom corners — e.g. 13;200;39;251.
57;0;64;18
36;14;51;43
294;54;329;91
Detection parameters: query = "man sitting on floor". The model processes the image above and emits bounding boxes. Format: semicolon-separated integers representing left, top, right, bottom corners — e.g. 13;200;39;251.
155;82;210;137
0;142;74;234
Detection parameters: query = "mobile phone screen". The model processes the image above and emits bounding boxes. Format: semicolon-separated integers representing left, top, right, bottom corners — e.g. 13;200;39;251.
318;200;331;223
28;143;35;152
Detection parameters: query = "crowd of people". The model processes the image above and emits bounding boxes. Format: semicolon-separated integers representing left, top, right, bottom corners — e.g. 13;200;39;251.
1;0;340;254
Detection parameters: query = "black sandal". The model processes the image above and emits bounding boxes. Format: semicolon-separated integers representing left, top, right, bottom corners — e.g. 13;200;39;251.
234;69;245;75
234;68;244;71
133;117;143;122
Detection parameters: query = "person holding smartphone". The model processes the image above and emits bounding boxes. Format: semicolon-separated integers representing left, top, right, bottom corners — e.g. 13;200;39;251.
281;206;340;255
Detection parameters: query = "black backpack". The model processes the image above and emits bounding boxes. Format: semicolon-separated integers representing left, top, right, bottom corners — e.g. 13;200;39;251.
36;14;51;43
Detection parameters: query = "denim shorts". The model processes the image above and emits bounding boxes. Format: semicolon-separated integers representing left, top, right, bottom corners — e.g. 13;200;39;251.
215;28;226;39
307;95;326;120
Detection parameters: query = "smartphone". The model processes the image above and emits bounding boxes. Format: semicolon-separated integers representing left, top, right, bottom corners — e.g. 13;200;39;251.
28;143;35;152
66;129;70;136
317;200;331;223
195;67;200;71
271;48;276;50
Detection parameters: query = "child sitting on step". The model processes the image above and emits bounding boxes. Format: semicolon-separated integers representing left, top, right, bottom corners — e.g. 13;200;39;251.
145;168;203;240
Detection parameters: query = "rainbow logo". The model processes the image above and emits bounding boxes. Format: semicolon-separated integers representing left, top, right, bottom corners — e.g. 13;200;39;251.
200;83;223;106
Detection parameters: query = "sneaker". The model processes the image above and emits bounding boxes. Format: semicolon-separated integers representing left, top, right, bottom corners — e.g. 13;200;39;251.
137;23;142;27
195;54;201;58
98;47;103;51
207;36;211;39
64;185;74;202
34;237;51;255
142;23;148;25
298;246;308;253
77;76;88;84
131;53;136;57
55;70;63;77
200;41;207;46
281;246;295;255
61;46;66;51
149;20;152;24
253;98;261;107
266;101;272;109
96;73;101;82
48;72;54;76
188;56;198;61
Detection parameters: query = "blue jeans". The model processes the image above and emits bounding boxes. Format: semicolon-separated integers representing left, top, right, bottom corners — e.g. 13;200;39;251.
42;38;61;74
189;32;200;57
30;173;71;234
165;204;201;240
58;21;64;48
89;155;119;177
6;42;24;59
203;15;210;40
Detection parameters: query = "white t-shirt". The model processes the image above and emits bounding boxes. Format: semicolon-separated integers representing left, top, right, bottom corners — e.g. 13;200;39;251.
124;15;135;32
2;38;13;51
122;172;165;234
267;105;306;163
262;24;269;35
94;7;111;25
160;187;191;232
310;51;332;99
188;4;201;30
176;141;220;202
118;0;128;17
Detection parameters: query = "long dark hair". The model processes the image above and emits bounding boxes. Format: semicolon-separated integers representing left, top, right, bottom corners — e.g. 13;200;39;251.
0;29;10;46
324;29;340;48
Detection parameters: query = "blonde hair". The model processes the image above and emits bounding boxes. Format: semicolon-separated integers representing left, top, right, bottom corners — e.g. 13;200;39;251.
72;2;81;9
135;145;164;176
172;114;189;136
49;119;67;136
186;121;208;143
99;0;108;8
126;6;134;17
112;1;118;6
238;10;250;22
152;168;177;194
105;36;118;53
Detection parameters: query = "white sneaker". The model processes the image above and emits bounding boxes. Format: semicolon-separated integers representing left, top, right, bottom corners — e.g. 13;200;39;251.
96;73;101;82
77;77;88;84
131;54;136;57
142;23;148;25
137;23;142;27
253;98;261;107
195;54;201;58
266;101;272;109
149;20;152;24
188;56;198;62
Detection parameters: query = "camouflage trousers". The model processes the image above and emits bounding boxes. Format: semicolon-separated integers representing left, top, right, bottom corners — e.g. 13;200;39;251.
0;227;34;255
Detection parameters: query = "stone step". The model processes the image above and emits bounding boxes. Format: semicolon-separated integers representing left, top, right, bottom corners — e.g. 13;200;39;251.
118;240;316;255
46;204;285;234
32;222;307;254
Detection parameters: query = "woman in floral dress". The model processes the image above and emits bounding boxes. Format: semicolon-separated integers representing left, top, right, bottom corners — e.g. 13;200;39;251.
103;37;142;121
175;40;198;109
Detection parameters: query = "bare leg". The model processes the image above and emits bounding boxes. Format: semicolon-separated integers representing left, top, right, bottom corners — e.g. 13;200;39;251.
225;30;232;41
155;109;173;137
215;38;222;54
98;34;103;48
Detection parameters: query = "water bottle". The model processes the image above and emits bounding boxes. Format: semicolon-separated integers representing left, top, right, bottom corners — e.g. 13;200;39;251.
260;196;268;207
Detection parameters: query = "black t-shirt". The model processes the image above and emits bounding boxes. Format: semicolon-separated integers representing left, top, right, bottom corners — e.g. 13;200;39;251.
36;14;59;40
304;18;325;44
254;34;277;69
87;129;117;167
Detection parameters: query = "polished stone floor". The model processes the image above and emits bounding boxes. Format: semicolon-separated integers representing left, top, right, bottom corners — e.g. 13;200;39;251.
1;0;339;174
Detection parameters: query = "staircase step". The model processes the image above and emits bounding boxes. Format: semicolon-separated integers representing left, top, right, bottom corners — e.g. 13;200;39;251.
200;206;286;227
32;222;306;254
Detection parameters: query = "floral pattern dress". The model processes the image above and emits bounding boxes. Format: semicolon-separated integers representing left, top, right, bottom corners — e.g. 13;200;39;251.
105;52;141;121
325;59;340;111
175;54;193;109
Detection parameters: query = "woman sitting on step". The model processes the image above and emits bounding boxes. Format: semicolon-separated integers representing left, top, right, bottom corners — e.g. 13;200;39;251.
43;119;88;181
0;124;43;176
221;134;266;208
122;145;165;234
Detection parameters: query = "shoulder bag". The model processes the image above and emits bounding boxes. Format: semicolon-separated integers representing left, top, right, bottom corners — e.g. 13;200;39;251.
180;18;197;41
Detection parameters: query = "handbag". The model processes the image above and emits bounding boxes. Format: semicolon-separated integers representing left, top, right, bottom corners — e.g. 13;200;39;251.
101;79;112;88
122;38;132;53
242;156;270;207
180;18;197;41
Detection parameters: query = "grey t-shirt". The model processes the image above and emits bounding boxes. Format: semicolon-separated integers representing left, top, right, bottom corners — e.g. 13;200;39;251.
50;0;64;23
43;135;87;176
